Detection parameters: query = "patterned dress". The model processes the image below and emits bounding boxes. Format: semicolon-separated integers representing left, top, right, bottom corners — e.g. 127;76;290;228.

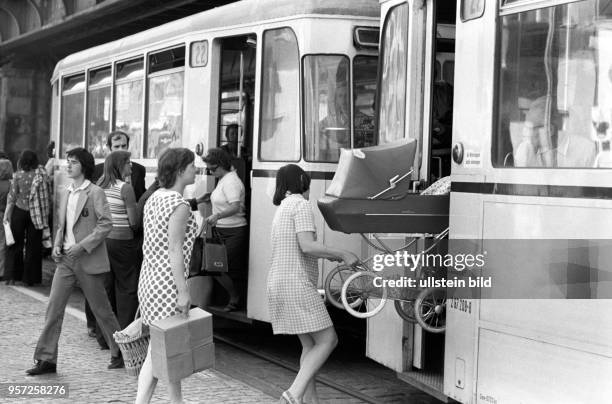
138;190;198;325
267;194;333;335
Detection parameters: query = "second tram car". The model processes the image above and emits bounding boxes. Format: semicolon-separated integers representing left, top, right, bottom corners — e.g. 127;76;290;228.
364;0;612;402
49;0;380;322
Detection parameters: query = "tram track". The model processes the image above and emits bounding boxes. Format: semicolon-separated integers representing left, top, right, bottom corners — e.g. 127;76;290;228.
214;333;383;404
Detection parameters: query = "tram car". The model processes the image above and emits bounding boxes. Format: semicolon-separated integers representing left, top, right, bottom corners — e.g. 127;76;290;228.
49;0;380;322
359;0;612;402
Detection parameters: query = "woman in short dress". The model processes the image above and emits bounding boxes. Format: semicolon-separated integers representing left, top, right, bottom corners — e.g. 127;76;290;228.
267;164;359;404
135;148;198;404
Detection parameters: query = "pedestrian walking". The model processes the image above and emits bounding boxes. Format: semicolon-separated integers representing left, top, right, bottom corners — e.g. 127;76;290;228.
135;148;198;404
202;148;248;311
267;164;359;404
3;150;50;286
0;155;13;279
26;147;123;376
96;150;140;329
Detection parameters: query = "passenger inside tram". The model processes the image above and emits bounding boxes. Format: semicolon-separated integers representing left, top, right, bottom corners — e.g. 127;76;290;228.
497;0;611;168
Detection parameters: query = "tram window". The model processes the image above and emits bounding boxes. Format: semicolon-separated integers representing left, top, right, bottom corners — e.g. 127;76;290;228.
353;56;377;148
303;55;350;162
115;58;144;158
149;46;185;74
146;47;185;158
460;0;484;22
87;66;112;158
61;73;85;155
377;3;408;144
259;27;300;161
495;0;612;168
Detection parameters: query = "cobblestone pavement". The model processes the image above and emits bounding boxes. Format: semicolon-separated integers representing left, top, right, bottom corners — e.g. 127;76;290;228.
0;284;275;404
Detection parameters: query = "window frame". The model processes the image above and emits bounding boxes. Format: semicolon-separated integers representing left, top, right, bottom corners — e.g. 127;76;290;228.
301;53;352;163
113;56;146;158
144;44;186;159
60;72;87;155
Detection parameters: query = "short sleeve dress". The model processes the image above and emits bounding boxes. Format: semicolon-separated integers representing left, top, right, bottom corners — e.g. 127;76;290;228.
266;194;333;335
138;189;198;325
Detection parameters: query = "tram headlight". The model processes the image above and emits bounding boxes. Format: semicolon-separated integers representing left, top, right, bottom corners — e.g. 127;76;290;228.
452;142;464;165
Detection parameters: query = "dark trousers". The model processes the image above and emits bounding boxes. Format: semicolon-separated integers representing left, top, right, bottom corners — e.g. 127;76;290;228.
86;238;139;335
34;255;121;363
5;207;42;284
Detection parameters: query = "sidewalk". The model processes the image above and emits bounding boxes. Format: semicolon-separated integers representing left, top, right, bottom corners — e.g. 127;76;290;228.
0;284;275;403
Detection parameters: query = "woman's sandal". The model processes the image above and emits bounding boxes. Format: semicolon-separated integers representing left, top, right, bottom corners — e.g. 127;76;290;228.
279;390;300;404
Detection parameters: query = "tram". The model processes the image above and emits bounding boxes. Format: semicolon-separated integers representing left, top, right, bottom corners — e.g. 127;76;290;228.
49;0;380;321
362;0;612;402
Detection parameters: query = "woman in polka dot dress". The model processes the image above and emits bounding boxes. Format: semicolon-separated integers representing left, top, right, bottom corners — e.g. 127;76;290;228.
267;164;359;404
135;148;198;404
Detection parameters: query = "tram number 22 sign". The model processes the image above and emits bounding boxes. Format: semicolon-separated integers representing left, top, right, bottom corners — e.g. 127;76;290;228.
190;40;209;68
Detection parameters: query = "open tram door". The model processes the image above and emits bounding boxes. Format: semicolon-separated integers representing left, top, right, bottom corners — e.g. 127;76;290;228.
365;0;455;401
202;34;256;319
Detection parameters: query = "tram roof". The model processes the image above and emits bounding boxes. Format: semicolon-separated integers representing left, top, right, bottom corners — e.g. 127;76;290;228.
52;0;379;81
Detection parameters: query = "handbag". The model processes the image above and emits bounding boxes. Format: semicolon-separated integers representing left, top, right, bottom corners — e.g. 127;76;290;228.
3;221;14;246
204;227;229;273
189;225;228;277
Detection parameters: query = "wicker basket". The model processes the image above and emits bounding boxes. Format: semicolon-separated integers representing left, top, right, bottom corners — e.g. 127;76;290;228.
113;316;150;377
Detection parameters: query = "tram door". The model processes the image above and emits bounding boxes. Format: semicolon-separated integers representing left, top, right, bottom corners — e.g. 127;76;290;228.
214;35;256;305
367;1;455;400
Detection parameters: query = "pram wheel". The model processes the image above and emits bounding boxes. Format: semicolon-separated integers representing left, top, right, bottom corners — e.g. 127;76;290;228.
341;271;387;318
394;299;417;322
414;287;446;333
325;265;363;310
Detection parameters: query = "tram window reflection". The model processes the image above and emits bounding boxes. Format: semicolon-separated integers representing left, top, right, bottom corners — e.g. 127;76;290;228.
303;55;350;162
496;0;612;168
87;66;112;158
146;46;185;158
378;3;408;145
259;27;300;161
61;73;85;154
114;58;144;158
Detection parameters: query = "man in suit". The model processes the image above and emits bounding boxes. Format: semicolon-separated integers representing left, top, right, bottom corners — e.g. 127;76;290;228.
26;148;123;375
87;130;146;342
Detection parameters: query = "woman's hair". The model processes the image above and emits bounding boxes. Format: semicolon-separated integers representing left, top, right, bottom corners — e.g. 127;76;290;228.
97;150;131;189
17;150;39;172
0;159;13;181
202;148;232;171
273;164;311;206
66;147;95;181
157;148;195;188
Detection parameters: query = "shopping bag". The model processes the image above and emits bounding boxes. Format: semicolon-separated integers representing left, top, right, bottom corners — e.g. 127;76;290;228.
188;232;205;278
3;221;14;246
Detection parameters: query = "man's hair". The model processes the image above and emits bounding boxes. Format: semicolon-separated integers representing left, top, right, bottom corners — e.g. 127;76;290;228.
106;130;130;149
202;148;232;171
66;147;95;181
157;148;195;188
17;150;39;172
98;150;131;189
273;164;311;206
0;159;13;181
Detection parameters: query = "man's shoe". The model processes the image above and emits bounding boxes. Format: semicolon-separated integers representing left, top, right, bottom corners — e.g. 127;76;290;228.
108;355;124;369
87;327;96;338
26;360;56;376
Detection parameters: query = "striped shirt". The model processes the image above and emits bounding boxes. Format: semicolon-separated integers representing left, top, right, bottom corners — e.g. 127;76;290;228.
104;180;134;240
